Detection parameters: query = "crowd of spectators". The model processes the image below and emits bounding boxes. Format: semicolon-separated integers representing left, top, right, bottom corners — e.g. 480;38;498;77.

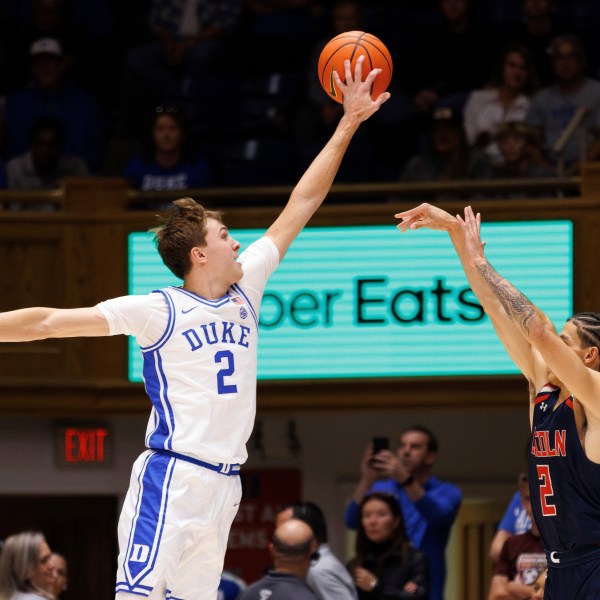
0;0;598;195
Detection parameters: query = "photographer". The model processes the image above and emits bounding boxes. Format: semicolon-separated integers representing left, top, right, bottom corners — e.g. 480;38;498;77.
344;426;461;600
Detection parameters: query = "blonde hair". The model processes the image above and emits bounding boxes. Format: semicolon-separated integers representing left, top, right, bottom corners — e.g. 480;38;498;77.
0;531;52;600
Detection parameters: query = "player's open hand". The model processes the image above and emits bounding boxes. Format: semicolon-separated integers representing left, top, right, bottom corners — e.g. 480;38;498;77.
333;55;390;122
456;206;486;259
395;203;456;233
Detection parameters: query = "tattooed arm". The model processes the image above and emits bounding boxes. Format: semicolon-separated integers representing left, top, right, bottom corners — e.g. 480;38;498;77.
454;207;600;423
396;204;547;395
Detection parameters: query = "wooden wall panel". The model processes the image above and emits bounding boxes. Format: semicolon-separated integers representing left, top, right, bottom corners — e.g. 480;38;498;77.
0;174;598;414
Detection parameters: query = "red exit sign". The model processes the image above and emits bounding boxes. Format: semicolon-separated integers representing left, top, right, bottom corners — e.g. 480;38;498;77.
55;424;112;466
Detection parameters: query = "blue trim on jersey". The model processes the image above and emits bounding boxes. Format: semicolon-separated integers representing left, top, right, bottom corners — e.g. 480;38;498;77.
231;283;258;328
123;452;176;588
144;406;160;448
141;290;176;352
115;583;152;597
171;286;230;307
143;351;175;450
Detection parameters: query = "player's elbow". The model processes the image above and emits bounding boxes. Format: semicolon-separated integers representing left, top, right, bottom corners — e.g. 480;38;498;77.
527;312;554;346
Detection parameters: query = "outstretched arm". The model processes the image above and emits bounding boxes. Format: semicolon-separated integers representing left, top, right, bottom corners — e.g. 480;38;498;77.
0;306;109;342
395;204;547;394
397;204;600;423
266;55;390;259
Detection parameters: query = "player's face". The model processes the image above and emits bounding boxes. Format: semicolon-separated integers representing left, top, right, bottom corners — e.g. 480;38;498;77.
547;321;588;384
361;498;399;544
559;321;589;362
396;431;434;471
201;218;242;284
30;540;54;593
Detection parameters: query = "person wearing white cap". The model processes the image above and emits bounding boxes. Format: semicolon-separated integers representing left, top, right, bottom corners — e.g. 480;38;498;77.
3;36;105;171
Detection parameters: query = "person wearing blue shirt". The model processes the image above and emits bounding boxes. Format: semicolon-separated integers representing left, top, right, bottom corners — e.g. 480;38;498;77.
489;472;532;564
123;106;212;196
345;425;461;600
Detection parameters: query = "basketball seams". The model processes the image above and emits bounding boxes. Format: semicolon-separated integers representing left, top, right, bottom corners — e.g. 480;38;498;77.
318;43;389;84
318;31;392;102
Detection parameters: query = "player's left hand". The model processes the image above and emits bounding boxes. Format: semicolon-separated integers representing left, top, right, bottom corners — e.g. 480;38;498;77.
456;206;486;258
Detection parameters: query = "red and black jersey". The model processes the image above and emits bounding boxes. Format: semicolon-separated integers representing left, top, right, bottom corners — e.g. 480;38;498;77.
529;384;600;552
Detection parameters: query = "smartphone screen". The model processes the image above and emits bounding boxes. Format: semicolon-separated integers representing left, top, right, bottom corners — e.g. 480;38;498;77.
372;436;390;455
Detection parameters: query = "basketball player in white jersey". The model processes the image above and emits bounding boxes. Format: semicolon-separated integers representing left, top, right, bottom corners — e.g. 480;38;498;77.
0;57;389;600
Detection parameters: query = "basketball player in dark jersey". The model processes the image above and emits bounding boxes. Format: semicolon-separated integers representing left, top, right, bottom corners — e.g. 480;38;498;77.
395;203;600;599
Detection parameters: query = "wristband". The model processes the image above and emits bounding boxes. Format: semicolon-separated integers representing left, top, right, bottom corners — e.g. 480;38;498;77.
401;474;414;487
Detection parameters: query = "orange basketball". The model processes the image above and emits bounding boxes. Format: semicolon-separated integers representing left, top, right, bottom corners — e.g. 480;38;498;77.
317;31;393;104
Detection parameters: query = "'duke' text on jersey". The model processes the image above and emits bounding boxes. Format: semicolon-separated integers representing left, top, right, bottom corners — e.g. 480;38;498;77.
182;321;252;351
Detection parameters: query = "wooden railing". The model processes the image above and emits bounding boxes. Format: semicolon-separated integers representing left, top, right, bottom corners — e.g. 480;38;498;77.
445;498;507;600
0;165;599;415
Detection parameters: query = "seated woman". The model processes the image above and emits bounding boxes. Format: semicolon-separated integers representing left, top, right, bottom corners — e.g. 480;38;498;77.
123;106;212;192
463;42;539;164
347;492;429;599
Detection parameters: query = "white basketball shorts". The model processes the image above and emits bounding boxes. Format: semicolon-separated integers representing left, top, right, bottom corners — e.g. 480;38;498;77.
115;450;242;600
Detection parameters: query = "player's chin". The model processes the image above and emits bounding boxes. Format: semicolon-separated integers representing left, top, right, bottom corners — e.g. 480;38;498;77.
232;264;243;282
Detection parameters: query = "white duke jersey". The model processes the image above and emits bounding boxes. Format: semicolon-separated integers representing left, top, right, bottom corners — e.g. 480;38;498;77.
97;236;279;465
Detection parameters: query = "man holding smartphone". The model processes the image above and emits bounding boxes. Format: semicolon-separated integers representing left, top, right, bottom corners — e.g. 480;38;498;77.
344;425;462;600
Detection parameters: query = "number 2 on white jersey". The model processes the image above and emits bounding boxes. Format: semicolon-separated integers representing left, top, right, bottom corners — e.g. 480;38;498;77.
215;350;238;394
537;464;557;516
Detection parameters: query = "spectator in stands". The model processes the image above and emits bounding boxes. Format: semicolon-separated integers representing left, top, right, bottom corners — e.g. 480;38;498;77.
525;34;600;173
218;570;247;600
240;0;323;74
505;0;568;86
0;530;54;600
7;0;115;104
463;43;539;164
489;471;532;564
6;115;88;190
347;492;429;600
407;0;495;118
296;0;364;142
489;122;553;195
292;0;376;182
344;425;461;600
276;501;358;600
401;107;491;185
119;0;243;135
487;474;546;600
123;105;212;192
530;569;546;599
238;519;318;600
3;37;105;171
46;553;68;600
